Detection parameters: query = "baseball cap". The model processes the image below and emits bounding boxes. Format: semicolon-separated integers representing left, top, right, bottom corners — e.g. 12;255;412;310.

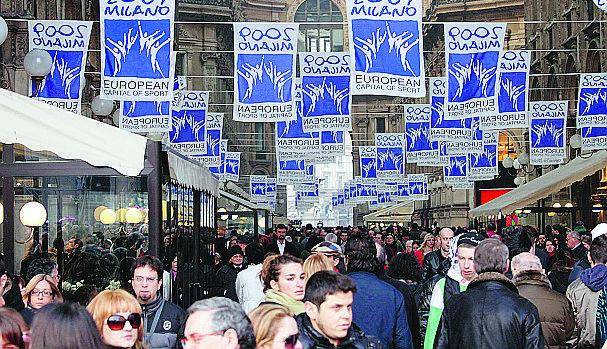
457;233;483;247
311;241;342;255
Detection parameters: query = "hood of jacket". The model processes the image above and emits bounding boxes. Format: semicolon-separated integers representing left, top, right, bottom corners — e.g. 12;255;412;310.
469;271;519;293
580;264;607;291
512;270;552;289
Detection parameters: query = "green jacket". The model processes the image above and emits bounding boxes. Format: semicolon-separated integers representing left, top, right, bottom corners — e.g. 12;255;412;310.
423;276;467;349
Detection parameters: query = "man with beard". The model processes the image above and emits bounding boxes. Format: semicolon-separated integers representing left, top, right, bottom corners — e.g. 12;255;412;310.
131;255;185;349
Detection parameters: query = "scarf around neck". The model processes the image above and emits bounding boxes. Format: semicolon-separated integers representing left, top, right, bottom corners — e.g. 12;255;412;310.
264;289;305;315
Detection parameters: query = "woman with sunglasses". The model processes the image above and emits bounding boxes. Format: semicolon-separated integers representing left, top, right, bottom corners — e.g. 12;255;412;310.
87;289;143;349
20;274;63;326
248;304;303;349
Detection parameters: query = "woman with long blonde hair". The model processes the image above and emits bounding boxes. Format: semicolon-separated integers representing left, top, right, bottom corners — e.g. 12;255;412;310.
414;233;436;266
302;254;334;282
248;303;302;349
87;289;144;349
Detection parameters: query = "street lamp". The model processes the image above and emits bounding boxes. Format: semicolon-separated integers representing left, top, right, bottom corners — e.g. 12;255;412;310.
0;16;8;46
24;49;52;96
91;95;115;117
19;201;47;254
570;134;582;149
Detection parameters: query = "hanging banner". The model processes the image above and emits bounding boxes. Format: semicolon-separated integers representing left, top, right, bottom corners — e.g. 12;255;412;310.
266;178;277;199
397;181;409;201
99;0;174;101
407;174;427;200
222;151;240;182
404;104;437;163
28;20;93;114
347;0;425;97
250;175;268;202
209;140;228;180
529;101;567;165
376;133;405;180
277;159;314;184
429;77;473;142
321;131;346;155
359;146;377;179
582;127;607;151
444;22;507;119
191;113;224;166
300;52;352;132
445;117;482;156
377;182;394;206
120;101;170;133
169;91;208;156
444;156;473;188
468;131;498;181
233;22;298;122
481;50;531;130
578;73;607;128
358;182;378;202
275;111;320;160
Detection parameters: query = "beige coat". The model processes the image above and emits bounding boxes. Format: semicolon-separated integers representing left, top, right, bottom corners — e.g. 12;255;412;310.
567;277;600;348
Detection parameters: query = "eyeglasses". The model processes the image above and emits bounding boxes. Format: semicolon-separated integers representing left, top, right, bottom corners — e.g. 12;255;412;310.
31;290;53;298
133;276;158;284
180;331;224;347
284;334;299;349
107;313;142;331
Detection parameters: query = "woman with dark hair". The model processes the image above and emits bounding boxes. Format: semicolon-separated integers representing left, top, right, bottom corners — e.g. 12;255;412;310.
387;253;422;292
261;254;305;315
0;308;29;349
29;302;105;349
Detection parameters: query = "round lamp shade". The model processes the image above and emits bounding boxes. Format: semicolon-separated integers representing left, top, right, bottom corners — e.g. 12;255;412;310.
19;201;47;227
125;207;143;224
502;156;514;168
517;153;530;166
570;134;582;149
91;95;115;116
100;208;117;225
94;205;107;222
512;158;522;170
24;49;53;77
0;16;8;46
116;208;127;223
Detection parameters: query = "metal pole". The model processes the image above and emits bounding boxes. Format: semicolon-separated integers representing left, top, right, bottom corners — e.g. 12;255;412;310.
2;144;15;274
146;141;162;257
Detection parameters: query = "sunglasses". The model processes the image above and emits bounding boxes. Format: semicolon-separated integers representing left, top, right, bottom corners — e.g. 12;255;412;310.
284;334;299;349
107;313;142;331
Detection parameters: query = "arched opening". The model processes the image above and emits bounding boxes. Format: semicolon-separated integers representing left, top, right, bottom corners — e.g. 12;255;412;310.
586;41;601;73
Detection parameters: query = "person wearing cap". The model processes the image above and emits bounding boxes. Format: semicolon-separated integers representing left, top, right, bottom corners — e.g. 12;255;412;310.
311;241;342;272
215;245;246;302
423;233;481;349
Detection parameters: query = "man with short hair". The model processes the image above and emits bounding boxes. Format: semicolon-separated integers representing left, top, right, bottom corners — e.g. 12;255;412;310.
437;239;543;349
266;224;300;257
421;228;454;281
183;297;256;349
567;234;607;348
423;233;481;349
567;230;587;261
512;253;574;348
297;270;382;348
345;235;413;348
131;255;185;349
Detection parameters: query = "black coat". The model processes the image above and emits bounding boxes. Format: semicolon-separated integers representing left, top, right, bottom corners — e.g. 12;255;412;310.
382;276;421;349
571;244;588;261
214;264;244;301
265;239;300;257
421;250;450;281
296;313;384;349
437;272;544;349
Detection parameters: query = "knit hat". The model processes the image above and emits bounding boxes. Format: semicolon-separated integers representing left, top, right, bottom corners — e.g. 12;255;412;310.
592;223;607;240
311;241;342;255
226;245;244;260
457;233;483;247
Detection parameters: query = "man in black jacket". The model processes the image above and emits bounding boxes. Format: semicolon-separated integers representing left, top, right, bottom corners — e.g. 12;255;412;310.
266;224;300;257
297;270;383;349
421;228;453;281
215;245;246;301
437;238;543;349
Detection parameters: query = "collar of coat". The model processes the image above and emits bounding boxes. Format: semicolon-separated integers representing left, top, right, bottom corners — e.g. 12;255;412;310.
511;270;552;288
469;271;518;292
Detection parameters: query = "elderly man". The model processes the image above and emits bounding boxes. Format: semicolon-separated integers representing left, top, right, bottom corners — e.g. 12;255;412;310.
512;252;574;348
567;230;588;261
422;228;454;281
183;297;256;349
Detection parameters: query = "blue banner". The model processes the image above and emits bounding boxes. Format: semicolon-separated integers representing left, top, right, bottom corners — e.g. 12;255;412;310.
191;113;224;167
321;131;346;155
429;78;474;143
407;174;428;200
224;151;240;182
444;23;506;119
250;175;268;203
468;131;498;181
300;52;352;132
347;0;425;97
169;91;208;156
359;146;377;179
404;104;437;163
99;0;174;101
275;104;320;160
578;73;607;128
233;23;298;122
209;140;228;180
28;20;93;114
375;133;405;180
529;101;567;165
444;156;472;189
397;181;409;201
481;50;530;130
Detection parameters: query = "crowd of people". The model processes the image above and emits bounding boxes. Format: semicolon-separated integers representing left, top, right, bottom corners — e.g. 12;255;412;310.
1;220;607;348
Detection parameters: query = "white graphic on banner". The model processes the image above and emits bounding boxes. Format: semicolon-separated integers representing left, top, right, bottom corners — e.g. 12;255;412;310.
404;104;437;163
233;23;298;122
429;78;474;143
481;50;531;130
347;0;425;97
169;91;208;156
444;22;506;119
99;0;175;101
359;146;378;179
209;140;228;180
224;152;240;182
28;20;93;114
529;101;567;165
300;52;352;132
250;175;268;203
376;133;405;180
192;113;224;167
468;131;498;181
407;174;428;200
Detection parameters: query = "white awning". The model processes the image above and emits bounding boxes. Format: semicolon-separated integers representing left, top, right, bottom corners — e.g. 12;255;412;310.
167;151;219;196
219;189;259;210
0;88;147;176
469;150;607;217
364;200;415;223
